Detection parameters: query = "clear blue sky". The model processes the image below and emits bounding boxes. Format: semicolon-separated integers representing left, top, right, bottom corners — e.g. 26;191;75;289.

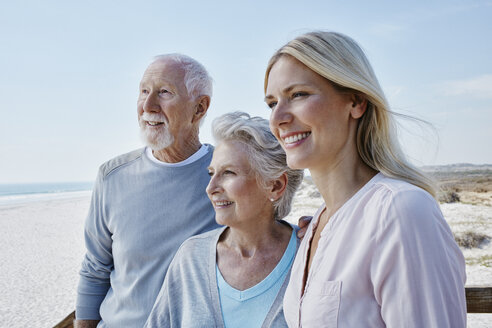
1;0;491;183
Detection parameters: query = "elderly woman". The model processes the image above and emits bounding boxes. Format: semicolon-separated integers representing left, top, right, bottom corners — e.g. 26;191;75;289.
264;31;466;327
144;112;303;327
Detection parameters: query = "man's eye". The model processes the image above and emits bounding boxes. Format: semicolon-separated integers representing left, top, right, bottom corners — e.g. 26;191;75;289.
159;89;169;95
141;89;149;94
224;170;235;175
207;171;214;176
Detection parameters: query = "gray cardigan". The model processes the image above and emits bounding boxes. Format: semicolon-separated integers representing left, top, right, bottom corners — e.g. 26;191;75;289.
145;226;299;327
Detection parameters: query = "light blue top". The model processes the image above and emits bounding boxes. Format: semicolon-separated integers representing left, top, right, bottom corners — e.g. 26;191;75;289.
144;225;298;328
217;229;297;328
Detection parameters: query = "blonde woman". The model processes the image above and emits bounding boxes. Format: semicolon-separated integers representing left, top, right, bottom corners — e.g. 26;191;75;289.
264;31;466;327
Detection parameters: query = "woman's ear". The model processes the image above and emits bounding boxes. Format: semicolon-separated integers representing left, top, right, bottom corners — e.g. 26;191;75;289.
268;173;288;201
350;94;367;119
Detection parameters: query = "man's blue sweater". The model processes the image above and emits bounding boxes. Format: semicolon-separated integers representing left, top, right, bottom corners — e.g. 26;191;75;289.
76;146;218;327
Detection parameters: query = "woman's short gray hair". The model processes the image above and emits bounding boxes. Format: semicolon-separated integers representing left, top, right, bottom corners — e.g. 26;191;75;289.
212;111;303;220
154;53;213;99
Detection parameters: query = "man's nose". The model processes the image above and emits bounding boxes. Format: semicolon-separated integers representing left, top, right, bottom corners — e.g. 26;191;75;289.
143;92;160;113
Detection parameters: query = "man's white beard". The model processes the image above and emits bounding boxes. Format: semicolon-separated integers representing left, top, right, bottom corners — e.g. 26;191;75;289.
139;114;174;151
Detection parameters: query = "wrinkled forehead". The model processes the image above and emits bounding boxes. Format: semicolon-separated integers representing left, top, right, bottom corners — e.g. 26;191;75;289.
140;58;186;87
210;140;254;171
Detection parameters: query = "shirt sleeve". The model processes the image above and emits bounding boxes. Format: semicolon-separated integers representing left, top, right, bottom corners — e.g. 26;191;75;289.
75;168;112;320
370;188;467;327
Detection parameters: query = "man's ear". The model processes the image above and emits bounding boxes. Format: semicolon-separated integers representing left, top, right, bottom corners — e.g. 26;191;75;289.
268;173;288;201
349;93;367;119
192;95;210;124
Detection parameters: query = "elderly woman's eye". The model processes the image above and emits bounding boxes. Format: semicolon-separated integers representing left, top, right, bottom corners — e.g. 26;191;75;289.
207;171;214;176
224;170;235;175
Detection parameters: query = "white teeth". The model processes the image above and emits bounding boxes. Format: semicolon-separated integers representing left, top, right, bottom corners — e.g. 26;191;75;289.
215;201;233;206
147;121;162;126
284;132;311;144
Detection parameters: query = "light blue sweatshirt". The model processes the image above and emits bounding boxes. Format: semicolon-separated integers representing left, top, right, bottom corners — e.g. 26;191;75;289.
76;146;219;327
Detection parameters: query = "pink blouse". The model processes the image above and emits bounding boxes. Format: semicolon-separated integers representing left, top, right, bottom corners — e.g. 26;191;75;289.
283;173;466;327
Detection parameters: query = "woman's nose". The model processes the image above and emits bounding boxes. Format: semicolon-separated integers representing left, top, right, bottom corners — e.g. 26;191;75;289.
206;176;219;196
270;101;293;128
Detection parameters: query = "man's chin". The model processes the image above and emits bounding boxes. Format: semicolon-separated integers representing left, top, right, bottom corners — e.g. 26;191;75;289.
140;133;173;151
144;140;172;151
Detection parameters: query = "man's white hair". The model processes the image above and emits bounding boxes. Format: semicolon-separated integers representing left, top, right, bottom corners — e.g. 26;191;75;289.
153;53;213;99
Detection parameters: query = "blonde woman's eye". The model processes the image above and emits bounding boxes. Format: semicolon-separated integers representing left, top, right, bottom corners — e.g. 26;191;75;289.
267;101;277;110
292;91;308;98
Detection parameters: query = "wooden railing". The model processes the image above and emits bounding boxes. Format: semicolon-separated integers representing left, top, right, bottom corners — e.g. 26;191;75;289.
53;287;492;327
54;311;74;328
466;286;492;313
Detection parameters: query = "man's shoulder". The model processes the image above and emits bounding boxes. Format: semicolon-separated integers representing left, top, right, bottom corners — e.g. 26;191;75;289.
99;148;145;178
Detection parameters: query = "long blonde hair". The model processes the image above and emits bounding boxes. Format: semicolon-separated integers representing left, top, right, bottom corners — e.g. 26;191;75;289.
264;31;437;197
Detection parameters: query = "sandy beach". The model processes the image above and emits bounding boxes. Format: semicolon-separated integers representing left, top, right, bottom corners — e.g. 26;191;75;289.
0;180;490;327
0;194;90;327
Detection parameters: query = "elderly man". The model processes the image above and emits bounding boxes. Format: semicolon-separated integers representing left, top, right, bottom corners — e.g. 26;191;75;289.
74;54;219;328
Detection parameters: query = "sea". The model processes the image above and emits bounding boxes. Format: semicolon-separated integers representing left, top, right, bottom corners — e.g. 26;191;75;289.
0;182;93;206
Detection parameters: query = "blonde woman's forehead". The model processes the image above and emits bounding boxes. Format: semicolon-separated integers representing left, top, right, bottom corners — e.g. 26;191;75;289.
266;56;326;95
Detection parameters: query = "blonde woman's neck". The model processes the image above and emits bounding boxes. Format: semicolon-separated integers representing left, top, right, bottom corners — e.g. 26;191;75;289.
310;155;377;218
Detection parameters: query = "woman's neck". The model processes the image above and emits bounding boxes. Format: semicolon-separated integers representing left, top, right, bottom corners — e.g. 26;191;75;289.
216;218;293;290
220;219;292;258
310;154;377;217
